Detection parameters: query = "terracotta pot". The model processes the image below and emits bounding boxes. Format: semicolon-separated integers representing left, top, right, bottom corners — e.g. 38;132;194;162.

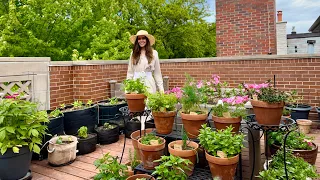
130;128;154;160
137;137;166;170
125;160;141;176
296;119;312;134
125;94;146;112
270;143;318;165
205;151;239;180
251;100;284;125
168;140;199;176
181;112;208;138
126;174;155;180
153;111;176;134
212;116;241;133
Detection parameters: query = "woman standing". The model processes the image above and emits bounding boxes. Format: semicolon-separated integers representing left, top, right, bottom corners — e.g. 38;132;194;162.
127;30;164;94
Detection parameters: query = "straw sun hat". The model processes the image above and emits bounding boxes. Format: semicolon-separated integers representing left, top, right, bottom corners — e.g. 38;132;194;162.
129;30;155;46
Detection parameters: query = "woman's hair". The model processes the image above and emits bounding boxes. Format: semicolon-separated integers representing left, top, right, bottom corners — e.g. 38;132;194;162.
131;36;154;65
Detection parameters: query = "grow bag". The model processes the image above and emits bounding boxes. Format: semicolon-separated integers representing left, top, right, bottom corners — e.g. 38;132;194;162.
98;100;127;125
125;119;155;138
285;104;312;120
48;135;78;166
63;105;98;135
0;146;32;180
95;123;120;145
77;133;97;155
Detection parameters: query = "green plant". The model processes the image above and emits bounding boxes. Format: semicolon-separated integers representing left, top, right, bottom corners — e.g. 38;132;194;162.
108;97;119;105
268;130;314;150
282;108;291;116
103;122;117;130
48;108;63;118
59;103;66;109
78;126;88;139
94;153;128;180
152;155;192;180
123;78;147;94
72;100;83;109
55;136;73;144
86;100;93;107
0;99;48;155
147;92;177;112
140;133;163;145
211;103;247;119
56;136;63;144
198;125;244;157
128;148;140;169
258;150;319;179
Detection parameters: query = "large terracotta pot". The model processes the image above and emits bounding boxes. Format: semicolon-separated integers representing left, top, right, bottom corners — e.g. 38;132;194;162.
212;116;241;133
126;174;155;180
181;112;208;138
251;100;284;125
205;151;239;180
130;128;154;160
153;111;176;134
168;140;199;176
125;94;146;112
137;137;166;170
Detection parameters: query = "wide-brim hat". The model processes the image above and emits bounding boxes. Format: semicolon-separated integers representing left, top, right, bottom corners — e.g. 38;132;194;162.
129;30;155;46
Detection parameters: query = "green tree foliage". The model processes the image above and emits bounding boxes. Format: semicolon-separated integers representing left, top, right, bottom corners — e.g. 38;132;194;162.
0;0;216;61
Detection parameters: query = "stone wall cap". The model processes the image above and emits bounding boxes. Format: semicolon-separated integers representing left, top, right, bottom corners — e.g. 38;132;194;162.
0;57;50;62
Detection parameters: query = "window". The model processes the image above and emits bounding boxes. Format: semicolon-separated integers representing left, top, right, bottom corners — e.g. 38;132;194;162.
307;40;316;54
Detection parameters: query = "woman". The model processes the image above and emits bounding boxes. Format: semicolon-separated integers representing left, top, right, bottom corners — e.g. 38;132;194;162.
127;30;164;94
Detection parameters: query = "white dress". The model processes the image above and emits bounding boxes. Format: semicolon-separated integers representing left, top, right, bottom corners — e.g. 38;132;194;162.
127;50;164;94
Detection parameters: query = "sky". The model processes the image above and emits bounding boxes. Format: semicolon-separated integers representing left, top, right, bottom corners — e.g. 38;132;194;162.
205;0;320;34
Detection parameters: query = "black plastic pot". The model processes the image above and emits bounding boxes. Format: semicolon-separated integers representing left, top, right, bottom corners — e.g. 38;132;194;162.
0;146;32;180
77;133;97;155
63;105;98;135
317;107;320;121
285;104;313;120
95;123;120;145
125;119;155;138
98;100;127;123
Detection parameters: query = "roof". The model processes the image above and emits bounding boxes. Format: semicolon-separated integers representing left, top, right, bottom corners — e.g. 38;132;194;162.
287;32;320;39
309;16;320;33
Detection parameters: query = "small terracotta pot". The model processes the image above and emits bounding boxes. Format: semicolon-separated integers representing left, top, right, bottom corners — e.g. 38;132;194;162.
126;174;155;180
137;137;166;170
212;116;241;133
125;94;146;112
296;119;312;134
251;100;284;125
205;151;239;180
153;111;176;134
168;140;199;176
130;129;154;160
125;160;142;176
181;112;208;138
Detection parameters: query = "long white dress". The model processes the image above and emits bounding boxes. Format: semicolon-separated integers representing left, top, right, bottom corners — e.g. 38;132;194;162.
126;50;164;94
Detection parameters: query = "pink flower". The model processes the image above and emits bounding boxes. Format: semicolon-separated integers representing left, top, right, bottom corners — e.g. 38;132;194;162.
212;74;220;85
197;81;203;88
206;81;211;86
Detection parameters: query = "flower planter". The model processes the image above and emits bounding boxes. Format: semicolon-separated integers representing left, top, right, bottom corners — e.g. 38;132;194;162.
168;140;199;176
251;100;284;125
181;112;208;138
125;119;155;138
137;137;166;170
125;94;146;112
98;100;127;126
153;111;176;134
48;135;78;166
0;146;32;180
77;133;97;155
130;128;154;160
95;123;119;145
285;104;313;120
205;151;239;180
126;174;155;180
296;119;312;134
212;116;241;133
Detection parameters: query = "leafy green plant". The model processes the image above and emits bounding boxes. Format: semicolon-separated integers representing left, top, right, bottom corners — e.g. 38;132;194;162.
140;133;163;145
55;136;73;144
56;136;63;144
268;130;314;150
147;92;178;112
258;150;319;179
282;108;291;116
103;122;117;130
108;97;119;105
48;108;63;118
211;103;247;119
72;100;83;109
152;155;192;180
86;100;93;107
128;148;140;169
198;125;244;157
123;78;147;94
59;103;66;109
78;126;88;139
0;99;48;154
94;153;128;180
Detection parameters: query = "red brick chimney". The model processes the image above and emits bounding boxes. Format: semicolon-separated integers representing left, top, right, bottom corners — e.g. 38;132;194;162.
277;11;283;22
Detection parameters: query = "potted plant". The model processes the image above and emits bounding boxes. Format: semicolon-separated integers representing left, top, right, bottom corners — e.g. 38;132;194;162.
98;97;127;126
282;108;291;118
147;92;177;134
0;99;48;180
152;155;192;180
168;129;198;176
268;130;318;165
125;149;141;176
130;128;154;160
137;133;165;170
199;125;244;179
77;126;97;155
285;91;313;120
123;78;148;112
95;122;119;145
94;153;128;180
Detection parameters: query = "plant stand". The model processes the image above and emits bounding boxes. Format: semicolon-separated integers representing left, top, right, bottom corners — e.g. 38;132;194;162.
18;170;32;180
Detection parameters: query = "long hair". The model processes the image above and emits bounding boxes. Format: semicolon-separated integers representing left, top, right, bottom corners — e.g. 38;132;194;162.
131;36;154;65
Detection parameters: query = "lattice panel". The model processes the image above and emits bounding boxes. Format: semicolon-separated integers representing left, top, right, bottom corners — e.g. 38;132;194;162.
0;81;32;101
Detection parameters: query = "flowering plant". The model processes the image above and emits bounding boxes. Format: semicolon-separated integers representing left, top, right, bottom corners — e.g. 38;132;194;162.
268;130;314;150
165;87;183;99
211;95;249;118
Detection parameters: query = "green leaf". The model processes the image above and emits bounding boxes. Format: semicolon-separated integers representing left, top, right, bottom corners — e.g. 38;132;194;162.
31;129;39;137
1;146;7;155
0;130;5;141
33;144;40;154
6;127;15;133
12;146;19;153
0;116;4;124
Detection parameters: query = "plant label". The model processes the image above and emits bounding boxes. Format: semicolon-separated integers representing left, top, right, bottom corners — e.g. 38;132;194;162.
222;112;231;118
150;140;159;145
253;94;258;101
217;151;227;158
174;144;182;150
190;112;198;115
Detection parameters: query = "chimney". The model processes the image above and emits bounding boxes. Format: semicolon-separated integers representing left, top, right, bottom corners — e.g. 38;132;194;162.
291;26;297;34
277;11;283;22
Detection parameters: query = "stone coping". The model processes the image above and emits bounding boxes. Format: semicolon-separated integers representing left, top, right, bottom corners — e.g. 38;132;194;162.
49;54;320;66
0;57;50;62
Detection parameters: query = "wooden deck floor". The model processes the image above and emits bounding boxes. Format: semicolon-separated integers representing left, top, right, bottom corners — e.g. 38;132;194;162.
31;129;320;180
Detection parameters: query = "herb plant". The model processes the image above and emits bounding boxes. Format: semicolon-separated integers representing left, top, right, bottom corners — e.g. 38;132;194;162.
147;92;177;112
103;122;116;130
72;100;83;109
123;78;147;94
108;97;119;105
78;126;88;139
211;95;248;119
152;155;191;180
94;153;128;180
268;130;314;150
198;125;244;157
282;108;291;116
140;133;163;145
48;108;63;118
128;148;140;169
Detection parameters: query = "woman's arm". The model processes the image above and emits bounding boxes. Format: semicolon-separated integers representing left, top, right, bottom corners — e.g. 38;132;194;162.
153;50;164;92
127;52;134;79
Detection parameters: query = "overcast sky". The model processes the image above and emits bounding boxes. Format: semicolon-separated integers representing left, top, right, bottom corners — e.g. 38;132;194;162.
205;0;320;34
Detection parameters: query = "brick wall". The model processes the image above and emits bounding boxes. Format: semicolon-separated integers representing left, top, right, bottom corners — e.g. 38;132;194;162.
216;0;277;56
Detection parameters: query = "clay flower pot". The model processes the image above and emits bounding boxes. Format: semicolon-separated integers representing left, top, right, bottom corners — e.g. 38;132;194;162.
212;116;241;133
125;94;146;112
153;111;176;134
296;119;312;134
251;100;284;125
168;140;199;176
130;128;154;160
137;137;166;170
205;151;239;180
181;112;208;138
126;174;155;180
